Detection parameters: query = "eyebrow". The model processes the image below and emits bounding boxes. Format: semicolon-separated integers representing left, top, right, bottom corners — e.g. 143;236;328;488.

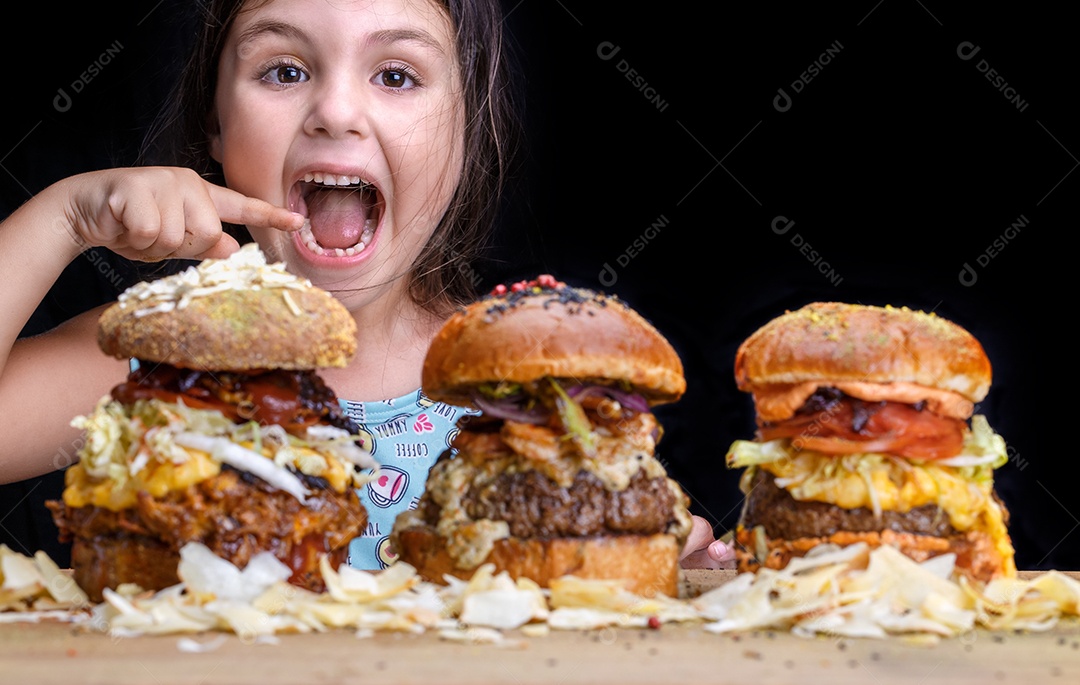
234;21;447;56
235;19;302;49
365;28;447;55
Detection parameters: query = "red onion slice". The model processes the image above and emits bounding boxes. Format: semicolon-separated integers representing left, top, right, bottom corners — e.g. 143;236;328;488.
565;384;650;413
471;393;549;424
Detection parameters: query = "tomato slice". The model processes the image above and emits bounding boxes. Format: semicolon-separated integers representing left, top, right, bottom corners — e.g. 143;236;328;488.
757;396;965;460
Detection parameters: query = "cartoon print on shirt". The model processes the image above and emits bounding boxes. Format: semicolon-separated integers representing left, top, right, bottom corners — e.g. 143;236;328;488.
413;412;434;433
375;536;398;569
415;390;435;409
367;465;410;508
444;426;460;451
344;393;475;570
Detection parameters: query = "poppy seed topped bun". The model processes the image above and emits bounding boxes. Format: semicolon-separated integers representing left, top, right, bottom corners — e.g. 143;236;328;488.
97;244;356;371
734;302;991;403
421;279;686;407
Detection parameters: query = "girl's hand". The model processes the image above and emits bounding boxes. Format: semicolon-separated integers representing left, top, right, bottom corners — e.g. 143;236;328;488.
679;515;737;570
61;167;304;261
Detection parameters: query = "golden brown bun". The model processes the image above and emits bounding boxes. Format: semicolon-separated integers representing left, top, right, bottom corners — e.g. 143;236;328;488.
733;525;1013;585
69;534;181;604
422;281;686;406
98;282;356;370
394;525;681;597
66;532;353;604
735;302;991;403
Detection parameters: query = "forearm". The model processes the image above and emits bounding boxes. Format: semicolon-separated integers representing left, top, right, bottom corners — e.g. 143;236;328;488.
0;178;94;369
0;177;123;483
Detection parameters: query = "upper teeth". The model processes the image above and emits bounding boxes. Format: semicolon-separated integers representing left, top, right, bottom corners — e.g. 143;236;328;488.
304;172;365;187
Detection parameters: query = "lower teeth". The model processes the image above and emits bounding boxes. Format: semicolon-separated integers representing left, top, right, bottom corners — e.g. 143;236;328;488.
300;219;376;256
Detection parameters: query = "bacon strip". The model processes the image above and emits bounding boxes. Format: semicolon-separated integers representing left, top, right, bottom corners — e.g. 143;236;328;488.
750;381;975;423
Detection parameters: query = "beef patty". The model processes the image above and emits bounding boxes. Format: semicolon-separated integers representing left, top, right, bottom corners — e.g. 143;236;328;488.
421;469;678;539
739;468;959;540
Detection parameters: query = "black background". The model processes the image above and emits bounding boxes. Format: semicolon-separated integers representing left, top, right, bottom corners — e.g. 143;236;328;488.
2;3;1066;570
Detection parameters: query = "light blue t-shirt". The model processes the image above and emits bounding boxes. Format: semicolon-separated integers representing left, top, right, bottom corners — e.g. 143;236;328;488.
338;390;477;570
129;360;463;571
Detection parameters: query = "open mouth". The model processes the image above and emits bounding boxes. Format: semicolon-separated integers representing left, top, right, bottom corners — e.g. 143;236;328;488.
297;172;382;257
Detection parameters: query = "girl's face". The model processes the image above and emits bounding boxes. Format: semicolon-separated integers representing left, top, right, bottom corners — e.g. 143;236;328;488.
212;0;464;309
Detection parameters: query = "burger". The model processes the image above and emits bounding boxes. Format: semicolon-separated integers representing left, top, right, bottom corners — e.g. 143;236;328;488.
725;301;1015;584
390;276;694;597
47;244;376;602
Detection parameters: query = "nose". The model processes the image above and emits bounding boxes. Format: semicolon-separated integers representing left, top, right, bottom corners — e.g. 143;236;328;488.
304;72;369;139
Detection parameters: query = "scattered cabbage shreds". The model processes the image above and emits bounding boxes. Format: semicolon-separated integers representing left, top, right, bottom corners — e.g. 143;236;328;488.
694;543;1080;640
547;575;698;629
446;564;549;630
0;545;90;618
10;541;1080;643
965;570;1080;631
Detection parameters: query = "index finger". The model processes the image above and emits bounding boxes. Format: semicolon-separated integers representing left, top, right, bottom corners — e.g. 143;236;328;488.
208;183;305;232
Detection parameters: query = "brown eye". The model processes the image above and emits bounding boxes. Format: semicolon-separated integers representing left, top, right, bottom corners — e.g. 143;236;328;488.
260;60;309;86
374;63;421;90
380;70;409;88
276;65;304;83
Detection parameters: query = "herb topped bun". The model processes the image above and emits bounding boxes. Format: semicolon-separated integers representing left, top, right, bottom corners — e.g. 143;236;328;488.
391;275;693;597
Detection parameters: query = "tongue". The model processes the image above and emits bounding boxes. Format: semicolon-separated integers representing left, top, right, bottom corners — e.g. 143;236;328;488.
306;188;369;249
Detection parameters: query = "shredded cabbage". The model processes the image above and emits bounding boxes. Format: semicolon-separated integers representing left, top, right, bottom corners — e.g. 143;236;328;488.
70;397;374;499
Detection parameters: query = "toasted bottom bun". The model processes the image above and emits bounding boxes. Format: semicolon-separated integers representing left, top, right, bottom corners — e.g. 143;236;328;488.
734;525;1011;584
393;525;681;597
70;534;184;603
66;530;354;604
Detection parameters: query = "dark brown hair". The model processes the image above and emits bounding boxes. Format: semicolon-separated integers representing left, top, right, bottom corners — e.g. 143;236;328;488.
142;0;522;314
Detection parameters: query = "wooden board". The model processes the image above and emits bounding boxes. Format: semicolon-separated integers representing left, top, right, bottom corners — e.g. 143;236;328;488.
3;570;1079;685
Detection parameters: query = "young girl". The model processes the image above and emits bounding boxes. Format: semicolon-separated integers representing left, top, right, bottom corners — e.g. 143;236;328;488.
0;0;731;571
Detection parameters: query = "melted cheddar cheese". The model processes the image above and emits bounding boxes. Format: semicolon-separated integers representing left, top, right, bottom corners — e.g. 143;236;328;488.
62;397;366;511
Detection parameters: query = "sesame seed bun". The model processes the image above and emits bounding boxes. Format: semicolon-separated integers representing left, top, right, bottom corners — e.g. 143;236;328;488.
421;283;686;407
